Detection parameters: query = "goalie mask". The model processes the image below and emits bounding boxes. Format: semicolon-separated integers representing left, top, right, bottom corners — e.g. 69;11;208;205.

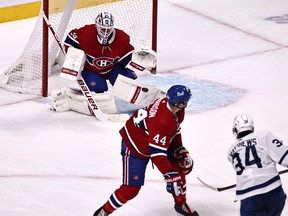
232;114;254;136
166;85;192;109
95;12;115;45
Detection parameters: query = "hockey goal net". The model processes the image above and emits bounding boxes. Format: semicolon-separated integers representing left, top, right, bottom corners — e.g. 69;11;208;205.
0;0;157;96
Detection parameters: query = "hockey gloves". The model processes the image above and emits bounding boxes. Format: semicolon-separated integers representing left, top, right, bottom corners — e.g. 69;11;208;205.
164;171;184;196
174;146;194;175
126;47;157;73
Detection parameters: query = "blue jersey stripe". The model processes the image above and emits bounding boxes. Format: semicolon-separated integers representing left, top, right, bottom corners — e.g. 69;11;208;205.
236;175;280;195
109;193;123;209
279;149;288;165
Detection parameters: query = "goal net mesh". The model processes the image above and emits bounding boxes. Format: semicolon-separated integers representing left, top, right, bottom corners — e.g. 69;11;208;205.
0;0;154;95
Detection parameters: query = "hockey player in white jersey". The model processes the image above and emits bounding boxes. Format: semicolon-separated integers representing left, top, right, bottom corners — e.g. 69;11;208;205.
227;114;288;216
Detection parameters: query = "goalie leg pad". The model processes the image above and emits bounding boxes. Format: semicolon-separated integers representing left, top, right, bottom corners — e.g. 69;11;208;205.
51;87;68;100
69;99;91;115
51;88;117;115
113;74;166;106
51;97;71;112
93;92;117;114
50;88;71;112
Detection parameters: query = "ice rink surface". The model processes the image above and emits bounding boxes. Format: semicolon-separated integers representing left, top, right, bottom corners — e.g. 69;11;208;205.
0;0;288;215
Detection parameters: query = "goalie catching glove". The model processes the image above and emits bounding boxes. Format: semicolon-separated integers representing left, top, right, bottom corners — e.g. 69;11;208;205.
163;171;184;196
174;146;194;175
126;47;157;73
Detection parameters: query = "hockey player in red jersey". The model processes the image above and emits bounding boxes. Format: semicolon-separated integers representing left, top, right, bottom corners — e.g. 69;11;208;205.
63;11;136;93
51;11;159;116
93;85;199;216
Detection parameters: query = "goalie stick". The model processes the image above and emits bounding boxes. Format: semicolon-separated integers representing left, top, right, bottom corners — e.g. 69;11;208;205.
42;13;129;122
197;169;288;192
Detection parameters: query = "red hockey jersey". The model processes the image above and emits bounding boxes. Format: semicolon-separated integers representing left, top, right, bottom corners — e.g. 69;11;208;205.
64;24;134;75
119;97;185;174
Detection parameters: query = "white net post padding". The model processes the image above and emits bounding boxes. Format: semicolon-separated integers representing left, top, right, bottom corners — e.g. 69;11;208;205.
0;0;155;96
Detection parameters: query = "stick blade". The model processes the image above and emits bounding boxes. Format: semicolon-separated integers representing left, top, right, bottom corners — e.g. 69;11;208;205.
197;177;220;191
108;113;130;122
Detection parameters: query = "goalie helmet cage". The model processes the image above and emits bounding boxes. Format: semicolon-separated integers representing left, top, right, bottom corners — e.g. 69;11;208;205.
0;0;158;97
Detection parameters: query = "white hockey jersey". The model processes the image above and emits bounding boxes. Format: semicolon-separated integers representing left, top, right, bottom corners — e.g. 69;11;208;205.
227;130;288;201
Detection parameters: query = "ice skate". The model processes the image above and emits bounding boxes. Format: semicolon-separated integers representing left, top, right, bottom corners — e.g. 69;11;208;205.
93;207;109;216
174;203;199;216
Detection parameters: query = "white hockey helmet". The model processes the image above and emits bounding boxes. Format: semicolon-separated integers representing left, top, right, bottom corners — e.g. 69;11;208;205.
232;114;254;136
95;12;115;45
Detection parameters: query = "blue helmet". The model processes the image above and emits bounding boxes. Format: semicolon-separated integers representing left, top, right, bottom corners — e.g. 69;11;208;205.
166;85;192;108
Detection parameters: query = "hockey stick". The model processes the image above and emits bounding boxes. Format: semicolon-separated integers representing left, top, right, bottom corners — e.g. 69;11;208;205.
197;169;288;192
42;13;129;122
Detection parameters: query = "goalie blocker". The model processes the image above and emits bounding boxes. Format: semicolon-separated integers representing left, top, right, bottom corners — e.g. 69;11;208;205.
51;47;165;116
113;47;163;106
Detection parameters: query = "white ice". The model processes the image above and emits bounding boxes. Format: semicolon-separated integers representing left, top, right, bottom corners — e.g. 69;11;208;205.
0;0;288;215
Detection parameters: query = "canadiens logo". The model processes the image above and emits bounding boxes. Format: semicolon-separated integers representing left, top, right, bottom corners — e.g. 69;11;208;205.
87;56;114;70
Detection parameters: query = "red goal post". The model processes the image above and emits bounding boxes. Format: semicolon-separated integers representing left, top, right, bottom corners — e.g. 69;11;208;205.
1;0;158;97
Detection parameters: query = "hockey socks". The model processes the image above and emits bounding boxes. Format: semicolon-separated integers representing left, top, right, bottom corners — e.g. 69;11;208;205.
102;184;141;214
